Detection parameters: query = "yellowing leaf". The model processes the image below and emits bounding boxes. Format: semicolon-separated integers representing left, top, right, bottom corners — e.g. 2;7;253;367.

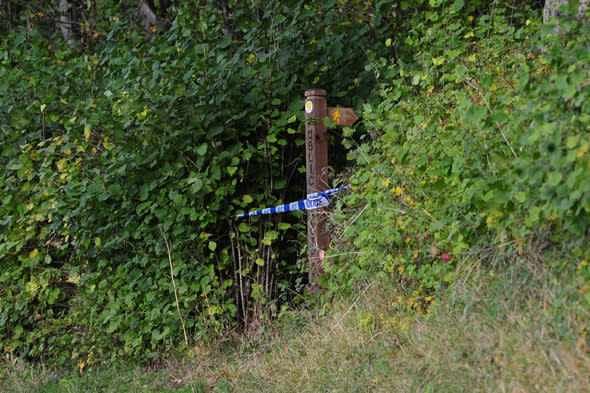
242;194;253;203
84;124;91;142
381;178;390;187
255;258;265;266
67;275;81;284
26;203;35;211
56;158;67;172
486;215;496;227
29;248;39;259
432;57;446;66
464;31;474;39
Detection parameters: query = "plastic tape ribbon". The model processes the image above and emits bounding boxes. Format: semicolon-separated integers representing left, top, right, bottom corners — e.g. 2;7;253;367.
233;185;349;218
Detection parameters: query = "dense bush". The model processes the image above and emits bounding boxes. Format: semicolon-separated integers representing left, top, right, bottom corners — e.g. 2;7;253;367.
0;0;385;364
329;1;590;306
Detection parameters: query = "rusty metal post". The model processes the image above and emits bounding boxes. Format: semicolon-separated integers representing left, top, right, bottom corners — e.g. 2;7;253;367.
304;89;330;289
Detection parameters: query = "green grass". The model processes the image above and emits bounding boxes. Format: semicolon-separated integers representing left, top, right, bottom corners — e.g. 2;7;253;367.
2;258;589;393
0;360;208;393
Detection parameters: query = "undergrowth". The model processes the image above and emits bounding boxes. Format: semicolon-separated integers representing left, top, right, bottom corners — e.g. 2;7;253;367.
2;256;589;392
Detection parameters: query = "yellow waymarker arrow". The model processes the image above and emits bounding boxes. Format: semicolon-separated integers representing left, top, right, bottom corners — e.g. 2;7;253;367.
327;107;358;127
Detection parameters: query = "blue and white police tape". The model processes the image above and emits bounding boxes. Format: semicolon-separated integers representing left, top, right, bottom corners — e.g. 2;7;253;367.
233;185;350;218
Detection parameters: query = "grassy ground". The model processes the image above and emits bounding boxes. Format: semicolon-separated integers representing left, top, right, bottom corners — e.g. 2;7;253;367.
2;258;589;392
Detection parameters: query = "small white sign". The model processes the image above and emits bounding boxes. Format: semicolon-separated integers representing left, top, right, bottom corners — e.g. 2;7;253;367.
305;100;313;114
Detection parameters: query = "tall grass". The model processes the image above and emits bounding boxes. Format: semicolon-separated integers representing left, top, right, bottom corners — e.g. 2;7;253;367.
230;257;590;392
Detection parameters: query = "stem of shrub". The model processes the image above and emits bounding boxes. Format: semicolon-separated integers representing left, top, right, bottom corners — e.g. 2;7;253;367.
159;225;189;346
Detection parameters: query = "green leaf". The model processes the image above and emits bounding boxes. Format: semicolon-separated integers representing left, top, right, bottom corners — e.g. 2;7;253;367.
139;185;149;201
464;105;487;125
208;241;217;252
323;116;337;128
195;144;207;156
109;183;122;196
217;36;231;49
566;135;580;149
207;305;222;316
452;0;464;11
514;192;527;203
188;177;203;193
278;222;291;230
547;172;562;187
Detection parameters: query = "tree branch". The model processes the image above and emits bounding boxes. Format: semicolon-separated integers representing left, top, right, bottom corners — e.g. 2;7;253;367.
138;0;159;26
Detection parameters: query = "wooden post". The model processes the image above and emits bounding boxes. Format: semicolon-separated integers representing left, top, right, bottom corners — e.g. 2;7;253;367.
305;89;330;289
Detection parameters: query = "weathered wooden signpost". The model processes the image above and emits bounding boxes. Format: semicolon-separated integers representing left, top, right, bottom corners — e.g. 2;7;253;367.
304;89;357;288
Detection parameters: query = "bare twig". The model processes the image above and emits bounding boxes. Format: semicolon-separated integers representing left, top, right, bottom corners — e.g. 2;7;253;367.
159;225;189;346
463;77;519;159
337;204;368;240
